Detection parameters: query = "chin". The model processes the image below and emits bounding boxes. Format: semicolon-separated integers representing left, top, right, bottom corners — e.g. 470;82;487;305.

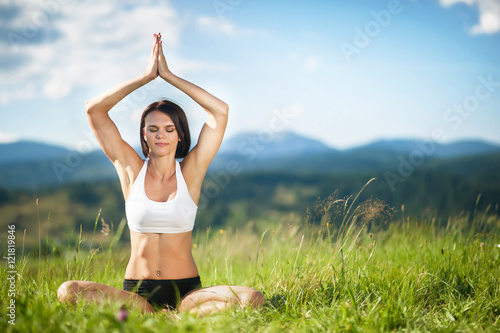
150;149;175;157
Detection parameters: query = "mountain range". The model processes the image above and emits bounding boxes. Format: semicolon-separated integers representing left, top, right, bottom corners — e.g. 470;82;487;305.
1;132;499;189
211;132;500;173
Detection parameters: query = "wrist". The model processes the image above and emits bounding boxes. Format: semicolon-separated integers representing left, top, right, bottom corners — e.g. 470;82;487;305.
140;72;156;84
160;71;176;83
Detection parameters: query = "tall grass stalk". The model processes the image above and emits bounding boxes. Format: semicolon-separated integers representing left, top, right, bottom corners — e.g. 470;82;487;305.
36;198;41;278
1;183;499;332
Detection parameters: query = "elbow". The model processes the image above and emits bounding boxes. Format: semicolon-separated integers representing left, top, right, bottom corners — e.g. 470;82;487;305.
85;99;99;115
219;102;229;117
84;100;93;114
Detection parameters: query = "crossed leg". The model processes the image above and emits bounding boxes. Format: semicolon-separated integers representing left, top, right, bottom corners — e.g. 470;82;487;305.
177;285;264;317
57;281;264;317
57;280;155;314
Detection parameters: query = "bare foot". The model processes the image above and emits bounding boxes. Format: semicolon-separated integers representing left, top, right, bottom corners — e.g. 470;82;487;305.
160;308;181;320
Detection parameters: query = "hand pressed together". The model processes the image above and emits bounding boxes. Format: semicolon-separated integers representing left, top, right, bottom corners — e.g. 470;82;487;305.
157;33;173;80
143;32;172;82
143;33;159;81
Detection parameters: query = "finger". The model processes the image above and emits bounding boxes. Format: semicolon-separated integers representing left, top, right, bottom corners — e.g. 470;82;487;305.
154;39;159;59
151;33;158;56
157;35;164;56
158;38;163;55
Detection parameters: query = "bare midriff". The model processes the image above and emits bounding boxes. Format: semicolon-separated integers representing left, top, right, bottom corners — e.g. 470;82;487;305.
124;230;198;280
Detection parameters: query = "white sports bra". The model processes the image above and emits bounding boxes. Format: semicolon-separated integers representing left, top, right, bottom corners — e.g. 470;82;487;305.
125;158;198;233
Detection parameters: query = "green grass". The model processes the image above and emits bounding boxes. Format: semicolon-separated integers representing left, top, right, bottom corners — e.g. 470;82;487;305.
1;188;499;332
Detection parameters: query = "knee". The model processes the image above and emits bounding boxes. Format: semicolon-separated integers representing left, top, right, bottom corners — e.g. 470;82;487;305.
57;281;79;305
241;289;265;309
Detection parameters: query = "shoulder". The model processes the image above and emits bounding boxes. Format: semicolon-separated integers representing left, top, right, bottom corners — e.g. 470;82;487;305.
115;155;145;176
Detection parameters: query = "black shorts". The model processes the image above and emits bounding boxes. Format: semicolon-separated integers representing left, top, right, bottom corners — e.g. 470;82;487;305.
123;276;202;310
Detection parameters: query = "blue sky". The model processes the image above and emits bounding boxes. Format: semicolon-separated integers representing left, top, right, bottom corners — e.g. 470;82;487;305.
0;0;499;152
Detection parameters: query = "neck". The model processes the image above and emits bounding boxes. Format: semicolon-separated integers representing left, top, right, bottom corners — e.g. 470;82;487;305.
147;154;176;181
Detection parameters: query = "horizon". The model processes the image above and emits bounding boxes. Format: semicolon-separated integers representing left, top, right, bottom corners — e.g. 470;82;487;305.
1;0;499;150
2;130;500;154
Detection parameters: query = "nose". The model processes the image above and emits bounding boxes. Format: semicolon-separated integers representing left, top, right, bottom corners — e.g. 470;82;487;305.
156;130;165;139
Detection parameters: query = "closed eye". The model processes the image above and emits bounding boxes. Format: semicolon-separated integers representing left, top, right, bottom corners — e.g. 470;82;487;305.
147;125;175;132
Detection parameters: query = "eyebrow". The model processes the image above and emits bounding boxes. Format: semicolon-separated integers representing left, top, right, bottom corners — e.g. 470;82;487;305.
147;124;175;128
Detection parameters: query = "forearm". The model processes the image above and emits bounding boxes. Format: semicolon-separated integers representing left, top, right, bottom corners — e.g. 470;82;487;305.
85;74;153;115
162;72;228;117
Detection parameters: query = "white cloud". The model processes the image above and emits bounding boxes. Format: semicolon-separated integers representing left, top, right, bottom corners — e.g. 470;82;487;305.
0;82;36;105
288;52;321;73
440;0;500;35
196;15;262;38
0;0;228;104
0;131;19;143
304;56;320;73
197;15;236;35
441;0;475;4
168;55;229;73
300;30;324;41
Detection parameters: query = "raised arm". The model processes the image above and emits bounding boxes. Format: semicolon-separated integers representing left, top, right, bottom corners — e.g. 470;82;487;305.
157;33;229;176
85;35;159;167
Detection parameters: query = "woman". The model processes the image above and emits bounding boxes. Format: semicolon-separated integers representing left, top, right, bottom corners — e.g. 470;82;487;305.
57;33;264;316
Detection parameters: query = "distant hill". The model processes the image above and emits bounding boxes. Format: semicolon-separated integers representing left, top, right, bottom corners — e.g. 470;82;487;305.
0;133;499;189
0;149;116;189
0;140;71;164
210;134;500;173
357;139;500;158
218;131;335;158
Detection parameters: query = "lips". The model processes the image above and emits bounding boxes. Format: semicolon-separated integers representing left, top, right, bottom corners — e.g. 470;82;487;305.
155;142;169;147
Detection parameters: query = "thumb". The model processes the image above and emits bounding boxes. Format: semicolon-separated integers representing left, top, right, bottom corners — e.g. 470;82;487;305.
154;41;159;59
158;40;164;58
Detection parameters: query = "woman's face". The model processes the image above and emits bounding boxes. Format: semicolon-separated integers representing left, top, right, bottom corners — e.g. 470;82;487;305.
143;110;180;157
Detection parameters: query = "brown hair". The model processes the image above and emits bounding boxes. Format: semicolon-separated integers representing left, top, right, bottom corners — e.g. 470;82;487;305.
140;100;191;159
